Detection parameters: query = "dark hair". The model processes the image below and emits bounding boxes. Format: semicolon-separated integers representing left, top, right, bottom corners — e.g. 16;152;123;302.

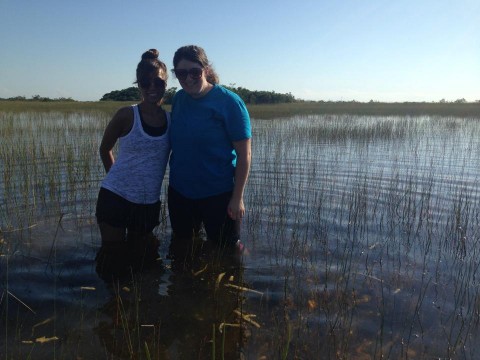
173;45;219;85
135;49;168;84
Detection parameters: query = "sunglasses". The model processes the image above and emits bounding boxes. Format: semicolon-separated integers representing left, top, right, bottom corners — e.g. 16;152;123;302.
172;68;203;81
138;77;166;89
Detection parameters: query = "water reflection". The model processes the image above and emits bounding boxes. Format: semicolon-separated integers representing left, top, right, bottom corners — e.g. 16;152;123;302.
4;114;480;358
94;240;248;359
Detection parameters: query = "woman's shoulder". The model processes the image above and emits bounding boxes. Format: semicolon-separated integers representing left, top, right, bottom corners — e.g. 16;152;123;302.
214;86;247;109
212;85;243;102
110;105;135;131
115;105;135;118
173;88;186;99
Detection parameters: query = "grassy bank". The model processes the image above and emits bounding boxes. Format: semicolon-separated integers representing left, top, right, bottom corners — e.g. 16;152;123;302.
248;101;480;119
1;100;479;119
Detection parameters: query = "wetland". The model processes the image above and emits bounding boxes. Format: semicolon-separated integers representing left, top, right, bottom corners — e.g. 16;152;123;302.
2;102;480;359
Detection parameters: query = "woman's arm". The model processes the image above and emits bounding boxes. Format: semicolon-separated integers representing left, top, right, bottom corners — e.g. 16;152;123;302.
228;138;252;220
99;107;132;172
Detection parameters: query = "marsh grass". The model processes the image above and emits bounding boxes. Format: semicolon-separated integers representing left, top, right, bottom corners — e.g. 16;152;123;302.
2;105;480;358
242;114;480;358
0;101;131;115
2;99;480;119
0;111;107;229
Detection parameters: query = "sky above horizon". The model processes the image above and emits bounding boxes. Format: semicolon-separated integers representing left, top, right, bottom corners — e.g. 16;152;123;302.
0;0;478;103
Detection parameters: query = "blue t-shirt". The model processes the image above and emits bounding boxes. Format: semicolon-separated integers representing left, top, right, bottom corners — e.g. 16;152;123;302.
169;85;251;199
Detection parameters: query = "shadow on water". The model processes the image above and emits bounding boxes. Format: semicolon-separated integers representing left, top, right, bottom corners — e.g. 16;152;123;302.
94;237;250;359
0;219;252;359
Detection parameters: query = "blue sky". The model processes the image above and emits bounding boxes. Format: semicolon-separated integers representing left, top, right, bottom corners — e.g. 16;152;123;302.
1;0;478;102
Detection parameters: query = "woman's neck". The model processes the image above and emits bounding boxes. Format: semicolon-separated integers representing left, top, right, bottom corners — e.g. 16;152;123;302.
191;83;214;99
139;101;162;115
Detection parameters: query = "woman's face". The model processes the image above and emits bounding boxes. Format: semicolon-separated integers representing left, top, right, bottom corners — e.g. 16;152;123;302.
138;70;167;104
174;59;209;98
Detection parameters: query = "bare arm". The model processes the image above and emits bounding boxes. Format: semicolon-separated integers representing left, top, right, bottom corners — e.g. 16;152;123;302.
99;107;133;172
228;138;252;220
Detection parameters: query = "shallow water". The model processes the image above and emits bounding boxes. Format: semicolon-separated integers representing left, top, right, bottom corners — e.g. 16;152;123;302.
2;113;480;358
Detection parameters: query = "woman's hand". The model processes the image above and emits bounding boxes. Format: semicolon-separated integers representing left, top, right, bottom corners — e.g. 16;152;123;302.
228;196;245;220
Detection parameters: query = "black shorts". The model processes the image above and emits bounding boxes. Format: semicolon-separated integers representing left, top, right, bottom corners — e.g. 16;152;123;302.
95;187;160;233
167;185;239;245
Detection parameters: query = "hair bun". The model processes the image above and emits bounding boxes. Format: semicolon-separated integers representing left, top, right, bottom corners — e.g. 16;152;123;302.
141;49;159;60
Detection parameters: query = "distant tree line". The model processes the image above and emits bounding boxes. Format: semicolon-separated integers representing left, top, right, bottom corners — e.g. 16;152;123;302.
99;85;296;104
223;85;296;104
0;95;75;102
2;92;478;105
100;87;141;102
100;87;177;103
363;98;473;104
439;98;468;104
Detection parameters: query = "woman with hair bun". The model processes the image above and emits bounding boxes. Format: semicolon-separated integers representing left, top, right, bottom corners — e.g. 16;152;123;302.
95;49;170;280
168;45;252;258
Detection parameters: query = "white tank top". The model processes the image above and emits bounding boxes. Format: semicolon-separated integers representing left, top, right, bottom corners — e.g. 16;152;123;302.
101;105;170;204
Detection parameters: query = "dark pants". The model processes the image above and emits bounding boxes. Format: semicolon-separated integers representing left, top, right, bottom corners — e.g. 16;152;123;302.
95;187;160;233
95;188;161;280
168;186;239;248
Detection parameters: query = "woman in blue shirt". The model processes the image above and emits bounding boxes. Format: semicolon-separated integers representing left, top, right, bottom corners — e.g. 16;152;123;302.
168;45;252;258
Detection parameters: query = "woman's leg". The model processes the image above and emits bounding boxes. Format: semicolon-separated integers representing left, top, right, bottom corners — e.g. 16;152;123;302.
126;200;161;270
167;186;202;260
199;192;240;251
95;188;131;280
96;222;130;280
126;231;160;270
98;222;126;243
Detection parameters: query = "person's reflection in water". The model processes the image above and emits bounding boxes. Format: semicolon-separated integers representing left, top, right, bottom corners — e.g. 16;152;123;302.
94;236;250;359
164;235;249;359
95;232;162;282
93;262;169;359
